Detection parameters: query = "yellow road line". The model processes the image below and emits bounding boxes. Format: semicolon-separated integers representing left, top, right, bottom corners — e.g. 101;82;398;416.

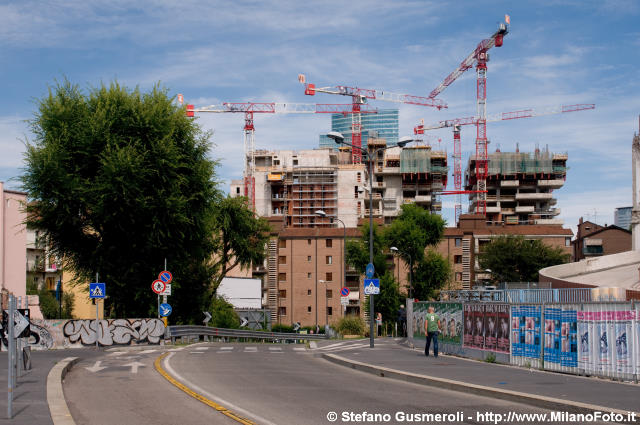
154;352;255;425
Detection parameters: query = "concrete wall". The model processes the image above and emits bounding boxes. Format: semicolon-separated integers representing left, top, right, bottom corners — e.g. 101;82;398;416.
1;184;27;298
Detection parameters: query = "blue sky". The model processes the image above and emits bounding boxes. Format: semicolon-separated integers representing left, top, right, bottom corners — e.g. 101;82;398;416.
2;0;639;231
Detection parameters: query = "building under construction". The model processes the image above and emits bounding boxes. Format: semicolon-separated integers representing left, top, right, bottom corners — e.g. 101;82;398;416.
231;138;449;227
464;147;567;225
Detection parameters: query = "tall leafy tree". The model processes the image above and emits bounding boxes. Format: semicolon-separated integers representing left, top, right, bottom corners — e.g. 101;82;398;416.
345;222;388;278
22;80;219;321
412;250;452;300
210;196;270;295
478;235;570;283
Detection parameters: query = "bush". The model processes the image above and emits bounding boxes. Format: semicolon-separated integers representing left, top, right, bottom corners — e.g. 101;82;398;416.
209;296;240;329
271;324;294;333
337;315;366;336
485;352;496;363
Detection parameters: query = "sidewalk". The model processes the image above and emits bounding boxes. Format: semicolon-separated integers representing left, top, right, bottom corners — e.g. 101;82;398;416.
321;340;640;414
0;349;100;425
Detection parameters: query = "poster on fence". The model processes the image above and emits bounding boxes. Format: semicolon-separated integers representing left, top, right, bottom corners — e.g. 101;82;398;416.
412;302;462;345
496;304;510;353
577;306;636;376
484;304;498;351
560;309;577;367
463;303;474;347
544;307;561;364
523;305;541;358
511;305;522;356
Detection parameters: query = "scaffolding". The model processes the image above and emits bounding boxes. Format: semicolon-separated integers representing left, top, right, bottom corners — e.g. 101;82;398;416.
400;147;449;174
483;150;568;176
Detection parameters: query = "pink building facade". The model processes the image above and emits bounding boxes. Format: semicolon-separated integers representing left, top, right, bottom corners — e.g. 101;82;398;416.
1;182;27;298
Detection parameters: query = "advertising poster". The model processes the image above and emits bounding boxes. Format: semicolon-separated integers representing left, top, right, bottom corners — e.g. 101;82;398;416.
472;304;485;348
484;304;498;351
412;302;427;339
597;311;613;371
560;309;577;368
496;304;510;353
523;305;541;359
511;305;522;356
544;307;561;364
423;302;463;345
577;310;595;372
463;303;474;347
637;305;640;376
614;310;633;374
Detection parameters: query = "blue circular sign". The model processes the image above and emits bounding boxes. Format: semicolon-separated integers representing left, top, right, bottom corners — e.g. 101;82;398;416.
159;271;173;284
159;303;172;317
340;287;350;297
365;263;375;279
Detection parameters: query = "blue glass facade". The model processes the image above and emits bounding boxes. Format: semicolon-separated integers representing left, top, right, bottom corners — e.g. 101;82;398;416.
319;109;399;150
614;206;632;230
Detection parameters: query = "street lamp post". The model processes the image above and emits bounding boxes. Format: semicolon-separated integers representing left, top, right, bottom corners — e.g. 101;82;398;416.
315;210;346;320
327;132;414;348
390;246;412;299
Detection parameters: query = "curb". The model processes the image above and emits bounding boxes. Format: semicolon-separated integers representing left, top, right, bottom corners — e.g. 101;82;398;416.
47;357;79;425
322;353;640;423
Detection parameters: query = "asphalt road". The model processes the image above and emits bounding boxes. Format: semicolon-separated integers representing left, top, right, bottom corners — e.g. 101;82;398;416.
164;341;592;425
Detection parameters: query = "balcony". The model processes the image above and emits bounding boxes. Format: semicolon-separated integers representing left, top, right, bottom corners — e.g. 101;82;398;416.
515;205;535;213
373;181;386;189
515;192;553;201
415;195;431;204
538;179;565;189
500;180;519;187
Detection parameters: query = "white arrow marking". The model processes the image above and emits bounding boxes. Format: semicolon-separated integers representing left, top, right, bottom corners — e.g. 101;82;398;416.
137;349;157;354
85;361;107;373
123;361;145;374
240;318;249;327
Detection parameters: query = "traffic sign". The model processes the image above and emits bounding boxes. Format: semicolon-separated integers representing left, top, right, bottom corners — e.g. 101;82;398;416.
364;278;380;295
158;270;173;284
3;309;31;338
159;303;172;317
365;263;375;279
340;297;349;306
161;283;172;296
340;287;350;297
89;283;106;299
152;280;166;295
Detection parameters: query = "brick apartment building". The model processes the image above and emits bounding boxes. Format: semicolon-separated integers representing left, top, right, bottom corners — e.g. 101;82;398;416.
572;218;631;261
435;214;573;289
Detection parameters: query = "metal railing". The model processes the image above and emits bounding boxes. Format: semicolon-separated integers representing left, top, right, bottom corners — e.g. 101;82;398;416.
167;326;328;342
439;288;594;303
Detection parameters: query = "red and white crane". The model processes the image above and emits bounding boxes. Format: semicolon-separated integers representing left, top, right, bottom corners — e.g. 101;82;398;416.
415;103;596;222
427;19;509;216
300;76;447;164
184;100;376;209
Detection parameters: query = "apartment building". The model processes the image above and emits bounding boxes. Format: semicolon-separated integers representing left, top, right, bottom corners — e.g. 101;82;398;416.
26;228;63;292
1;183;27;298
572;217;631;261
436;214;573;290
465;147;567;225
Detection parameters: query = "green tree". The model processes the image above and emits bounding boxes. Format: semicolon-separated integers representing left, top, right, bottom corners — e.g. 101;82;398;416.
22;80;219;321
478;235;570;283
345;222;388;277
384;204;448;298
209;296;240;329
363;271;401;323
412;250;451;300
210;196;270;295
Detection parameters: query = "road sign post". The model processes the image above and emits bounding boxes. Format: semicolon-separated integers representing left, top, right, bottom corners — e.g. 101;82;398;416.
364;279;380;295
90;278;105;350
159;303;172;317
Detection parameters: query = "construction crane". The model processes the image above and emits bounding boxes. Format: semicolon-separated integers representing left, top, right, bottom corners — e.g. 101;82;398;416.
184;100;377;209
300;75;447;164
427;18;509;215
415;103;596;222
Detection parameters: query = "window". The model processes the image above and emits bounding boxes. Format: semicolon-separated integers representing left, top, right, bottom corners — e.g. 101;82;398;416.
455;238;462;247
326;289;333;298
307;289;312;296
454;255;462;264
293;159;298;166
565;237;571;247
308;239;312;245
455;272;462;281
326;239;332;248
278;307;286;316
307;272;312;278
278;273;286;282
279;290;287;298
307;255;312;262
328;307;333;316
307;306;312;313
279;239;286;248
278;256;286;265
326;255;332;265
326;272;332;282
236;187;240;194
357;172;361;183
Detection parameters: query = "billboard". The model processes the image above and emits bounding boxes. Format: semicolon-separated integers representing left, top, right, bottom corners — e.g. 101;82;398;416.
463;303;510;353
412;302;462;345
511;305;541;359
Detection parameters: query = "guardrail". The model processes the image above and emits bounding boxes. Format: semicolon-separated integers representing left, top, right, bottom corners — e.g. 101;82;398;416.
167;326;328;343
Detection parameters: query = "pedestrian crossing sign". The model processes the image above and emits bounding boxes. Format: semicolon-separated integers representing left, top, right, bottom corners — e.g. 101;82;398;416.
364;279;380;295
90;283;106;299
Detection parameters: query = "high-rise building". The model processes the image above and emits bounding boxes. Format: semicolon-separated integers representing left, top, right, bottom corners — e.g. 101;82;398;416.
614;207;632;230
465;147;567;225
319;109;399;150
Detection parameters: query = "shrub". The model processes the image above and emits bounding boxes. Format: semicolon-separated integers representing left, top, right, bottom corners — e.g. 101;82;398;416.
271;324;295;333
485;352;496;363
209;296;240;329
337;315;366;336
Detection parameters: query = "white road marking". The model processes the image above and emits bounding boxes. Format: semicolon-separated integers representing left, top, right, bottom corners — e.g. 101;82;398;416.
195;347;209;351
293;347;306;351
106;351;126;357
137;349;157;354
219;346;234;351
163;353;278;425
85;360;107;373
123;361;145;373
190;351;205;354
244;347;258;352
268;347;282;351
168;348;184;352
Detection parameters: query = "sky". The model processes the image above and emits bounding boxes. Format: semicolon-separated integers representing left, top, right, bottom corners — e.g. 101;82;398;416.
1;0;639;232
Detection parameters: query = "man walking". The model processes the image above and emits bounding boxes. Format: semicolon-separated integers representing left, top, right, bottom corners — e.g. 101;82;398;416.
424;306;441;357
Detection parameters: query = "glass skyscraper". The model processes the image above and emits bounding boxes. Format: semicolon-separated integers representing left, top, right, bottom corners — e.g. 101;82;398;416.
319;109;399;150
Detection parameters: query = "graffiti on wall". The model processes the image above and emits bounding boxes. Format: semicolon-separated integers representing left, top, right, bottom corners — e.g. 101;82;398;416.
4;318;165;350
63;319;165;346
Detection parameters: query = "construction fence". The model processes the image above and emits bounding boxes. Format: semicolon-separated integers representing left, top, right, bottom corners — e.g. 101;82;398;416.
408;299;640;382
